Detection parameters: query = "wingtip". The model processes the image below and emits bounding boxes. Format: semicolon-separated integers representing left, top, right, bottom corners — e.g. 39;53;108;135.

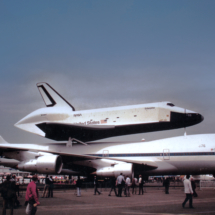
0;136;7;143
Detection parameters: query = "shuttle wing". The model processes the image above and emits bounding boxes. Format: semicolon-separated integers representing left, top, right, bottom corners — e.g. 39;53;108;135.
36;122;116;142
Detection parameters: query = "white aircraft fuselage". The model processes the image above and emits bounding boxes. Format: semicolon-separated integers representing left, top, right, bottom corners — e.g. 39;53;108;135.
192;174;215;181
15;83;203;142
0;134;215;178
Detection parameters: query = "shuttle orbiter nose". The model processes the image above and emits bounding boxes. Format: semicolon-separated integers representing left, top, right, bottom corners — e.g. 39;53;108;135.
170;111;204;128
185;112;204;127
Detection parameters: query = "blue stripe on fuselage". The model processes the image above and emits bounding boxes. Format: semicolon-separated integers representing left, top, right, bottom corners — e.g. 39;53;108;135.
87;152;215;157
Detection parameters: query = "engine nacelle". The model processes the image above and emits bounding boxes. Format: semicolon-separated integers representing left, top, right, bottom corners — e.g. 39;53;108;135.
17;155;63;174
96;163;133;178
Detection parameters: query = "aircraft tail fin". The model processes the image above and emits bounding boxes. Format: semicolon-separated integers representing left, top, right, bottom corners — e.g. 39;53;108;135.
36;82;75;110
0;136;8;143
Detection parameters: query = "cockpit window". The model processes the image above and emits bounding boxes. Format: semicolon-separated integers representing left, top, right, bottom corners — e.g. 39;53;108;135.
167;103;175;107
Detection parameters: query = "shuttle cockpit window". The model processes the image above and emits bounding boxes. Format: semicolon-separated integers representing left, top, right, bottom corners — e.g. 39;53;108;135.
167;103;175;107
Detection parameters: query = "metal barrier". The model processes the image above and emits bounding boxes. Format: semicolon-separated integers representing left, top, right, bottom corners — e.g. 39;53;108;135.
200;180;215;190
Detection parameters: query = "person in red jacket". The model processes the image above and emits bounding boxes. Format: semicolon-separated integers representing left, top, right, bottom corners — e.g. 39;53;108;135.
25;175;40;215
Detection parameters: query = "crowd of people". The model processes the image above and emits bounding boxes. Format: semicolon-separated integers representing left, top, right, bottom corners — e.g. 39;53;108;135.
0;174;53;215
109;173;145;197
0;173;199;214
75;174;145;198
0;174;38;215
0;175;21;215
76;173;198;210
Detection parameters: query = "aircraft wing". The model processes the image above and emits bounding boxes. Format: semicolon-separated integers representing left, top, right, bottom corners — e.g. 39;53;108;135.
0;141;158;171
36;148;158;170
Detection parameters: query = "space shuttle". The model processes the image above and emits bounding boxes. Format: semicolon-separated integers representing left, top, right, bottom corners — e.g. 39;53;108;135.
15;83;203;142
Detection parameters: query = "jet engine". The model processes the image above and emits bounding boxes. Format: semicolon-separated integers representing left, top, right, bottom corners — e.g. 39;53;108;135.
96;163;133;178
17;155;63;174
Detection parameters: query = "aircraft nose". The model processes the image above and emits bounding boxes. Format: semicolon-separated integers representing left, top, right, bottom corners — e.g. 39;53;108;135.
185;113;204;126
170;111;204;128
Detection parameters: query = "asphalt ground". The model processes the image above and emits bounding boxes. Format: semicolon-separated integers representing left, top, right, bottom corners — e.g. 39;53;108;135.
1;186;215;215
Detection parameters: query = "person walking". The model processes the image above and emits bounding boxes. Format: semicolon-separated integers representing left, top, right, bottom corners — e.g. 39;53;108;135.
48;176;54;198
108;177;117;196
131;178;137;195
164;177;170;194
182;175;194;209
0;175;16;215
25;175;40;215
93;176;101;195
191;178;198;197
41;175;49;198
125;176;131;197
122;175;126;196
116;173;125;197
76;176;82;197
138;175;144;195
11;175;20;208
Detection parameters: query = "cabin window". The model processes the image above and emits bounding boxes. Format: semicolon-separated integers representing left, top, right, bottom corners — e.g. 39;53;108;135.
167;103;175;107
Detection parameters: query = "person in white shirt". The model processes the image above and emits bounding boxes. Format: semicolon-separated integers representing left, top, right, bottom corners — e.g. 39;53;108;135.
125;176;131;197
182;175;194;208
138;175;144;195
116;173;125;197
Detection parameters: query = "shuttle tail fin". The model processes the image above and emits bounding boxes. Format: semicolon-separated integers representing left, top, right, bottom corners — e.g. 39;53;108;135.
36;82;75;110
0;136;7;143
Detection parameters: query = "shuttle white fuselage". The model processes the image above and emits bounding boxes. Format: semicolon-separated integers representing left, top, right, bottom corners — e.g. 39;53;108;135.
15;83;203;142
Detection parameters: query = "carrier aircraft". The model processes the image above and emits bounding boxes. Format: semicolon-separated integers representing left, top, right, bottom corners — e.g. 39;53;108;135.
15;83;203;142
0;134;215;177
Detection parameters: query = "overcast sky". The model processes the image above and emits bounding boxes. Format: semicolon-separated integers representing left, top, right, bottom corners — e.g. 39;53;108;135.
0;0;215;144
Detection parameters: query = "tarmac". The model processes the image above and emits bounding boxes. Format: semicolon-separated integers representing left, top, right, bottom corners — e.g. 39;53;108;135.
2;186;215;215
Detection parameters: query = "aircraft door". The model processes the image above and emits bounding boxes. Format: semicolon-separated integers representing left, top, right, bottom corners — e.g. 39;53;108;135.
103;150;109;157
163;149;170;160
